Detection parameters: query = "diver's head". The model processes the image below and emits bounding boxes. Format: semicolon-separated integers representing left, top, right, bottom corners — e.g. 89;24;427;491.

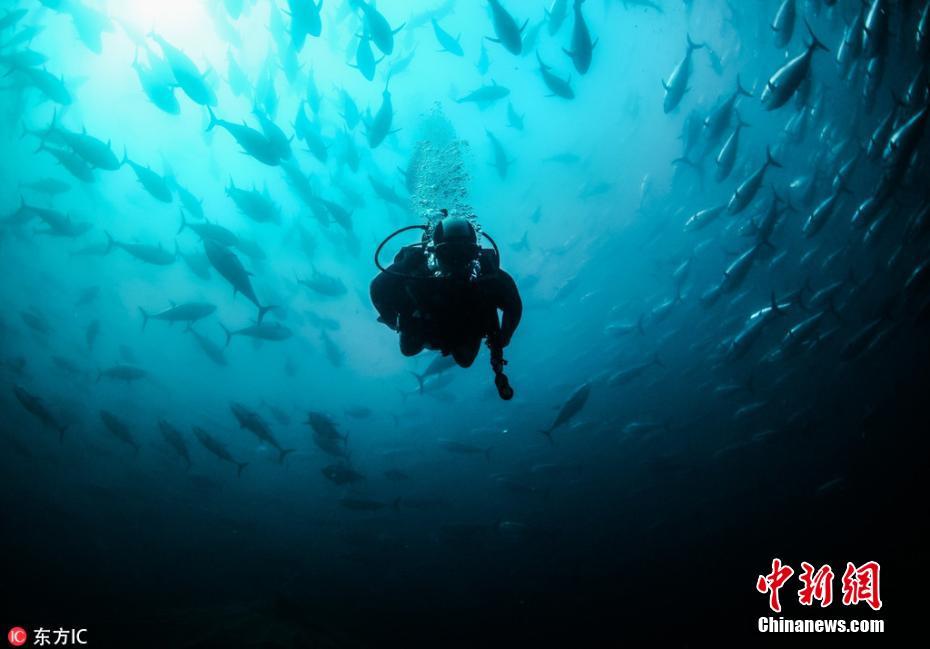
431;215;480;277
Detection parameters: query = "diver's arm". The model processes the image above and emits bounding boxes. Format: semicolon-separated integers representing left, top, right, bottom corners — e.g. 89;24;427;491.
370;271;401;330
370;246;424;330
495;271;523;347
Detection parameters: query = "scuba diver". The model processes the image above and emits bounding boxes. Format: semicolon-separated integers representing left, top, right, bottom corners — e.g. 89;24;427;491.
371;211;522;400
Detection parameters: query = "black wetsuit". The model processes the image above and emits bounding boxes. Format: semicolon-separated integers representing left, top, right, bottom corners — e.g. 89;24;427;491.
370;245;522;367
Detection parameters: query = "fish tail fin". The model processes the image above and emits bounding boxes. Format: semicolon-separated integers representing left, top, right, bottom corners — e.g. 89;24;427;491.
805;19;828;52
826;295;844;322
120;145;128;167
671;156;698;170
177;208;187;234
236;462;248;478
771;290;786;316
766;146;783;169
138;306;149;331
797;278;812;312
687;33;704;50
257;304;275;324
279;448;296;464
409;371;425;393
219;322;232;348
736;74;753;98
890;89;906;109
736;108;750;129
771;186;787;209
206;106;218;132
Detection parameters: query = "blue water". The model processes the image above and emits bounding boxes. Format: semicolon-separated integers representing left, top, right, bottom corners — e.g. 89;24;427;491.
1;0;927;645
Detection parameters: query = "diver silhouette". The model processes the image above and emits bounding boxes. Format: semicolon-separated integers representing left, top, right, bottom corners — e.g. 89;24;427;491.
371;212;522;400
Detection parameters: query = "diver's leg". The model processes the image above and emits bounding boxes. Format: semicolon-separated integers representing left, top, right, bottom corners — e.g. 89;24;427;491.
400;332;424;356
451;338;482;368
399;316;425;356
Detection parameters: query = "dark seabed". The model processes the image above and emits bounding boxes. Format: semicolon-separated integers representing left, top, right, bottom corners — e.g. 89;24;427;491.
1;0;928;646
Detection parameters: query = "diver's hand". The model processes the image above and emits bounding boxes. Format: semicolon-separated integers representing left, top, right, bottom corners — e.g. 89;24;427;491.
377;314;399;331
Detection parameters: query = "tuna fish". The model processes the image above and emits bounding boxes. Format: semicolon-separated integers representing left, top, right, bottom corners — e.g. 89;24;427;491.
193;426;248;477
663;35;703;114
761;23;827;110
432;18;463;56
353;0;403;55
230;402;295;463
121;149;173;203
203;238;273;322
727;148;782;214
540;382;591;443
487;0;527;55
100;410;141;454
364;78;398;148
159;419;191;468
564;0;596;74
13;386;67;442
148;32;217;106
138;303;216;330
536;52;574;99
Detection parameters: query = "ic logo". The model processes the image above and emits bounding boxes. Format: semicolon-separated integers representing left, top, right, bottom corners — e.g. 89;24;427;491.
7;627;27;647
